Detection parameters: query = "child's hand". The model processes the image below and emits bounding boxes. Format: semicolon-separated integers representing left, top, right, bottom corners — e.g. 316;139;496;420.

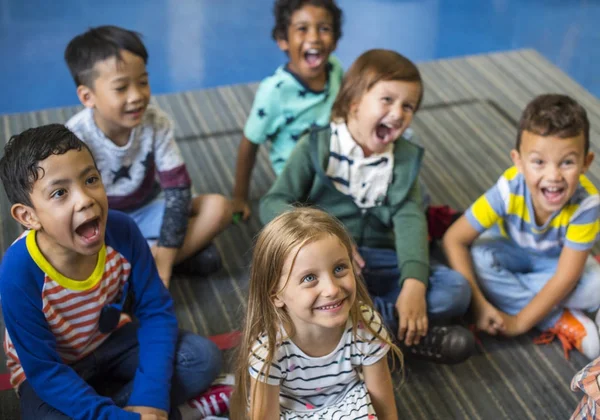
395;278;428;345
151;245;176;288
473;300;505;335
497;312;525;337
124;406;168;420
351;246;365;275
231;198;251;222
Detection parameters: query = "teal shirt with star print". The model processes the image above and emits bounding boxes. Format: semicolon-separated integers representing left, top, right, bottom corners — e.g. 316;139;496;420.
244;55;344;175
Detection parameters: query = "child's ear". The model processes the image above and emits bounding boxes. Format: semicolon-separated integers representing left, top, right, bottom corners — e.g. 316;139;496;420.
276;37;289;53
77;85;95;109
273;294;285;309
11;204;41;231
510;149;522;172
583;151;595;173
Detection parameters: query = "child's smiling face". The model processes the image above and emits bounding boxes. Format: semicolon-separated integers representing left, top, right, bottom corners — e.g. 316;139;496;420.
277;4;337;91
346;79;422;157
511;130;594;225
273;234;356;336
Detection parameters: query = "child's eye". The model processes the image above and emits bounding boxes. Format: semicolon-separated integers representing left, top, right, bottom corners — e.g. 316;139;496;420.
532;159;543;165
115;86;127;92
139;79;149;87
319;25;332;33
403;104;415;112
334;264;348;275
301;274;316;283
562;160;575;166
86;175;100;185
297;26;307;32
51;189;67;199
381;97;393;104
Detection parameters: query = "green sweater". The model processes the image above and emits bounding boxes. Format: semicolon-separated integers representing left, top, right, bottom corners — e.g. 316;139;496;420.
259;125;430;287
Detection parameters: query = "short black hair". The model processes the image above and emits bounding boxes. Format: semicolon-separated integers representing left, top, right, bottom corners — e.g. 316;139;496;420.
517;94;590;155
0;124;96;207
272;0;342;42
64;25;148;87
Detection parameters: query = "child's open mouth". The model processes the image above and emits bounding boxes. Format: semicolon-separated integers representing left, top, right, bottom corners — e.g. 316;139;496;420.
304;49;324;69
75;218;101;243
541;186;566;204
376;123;399;143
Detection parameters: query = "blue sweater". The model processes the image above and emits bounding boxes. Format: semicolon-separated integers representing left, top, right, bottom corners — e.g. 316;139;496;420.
0;210;178;419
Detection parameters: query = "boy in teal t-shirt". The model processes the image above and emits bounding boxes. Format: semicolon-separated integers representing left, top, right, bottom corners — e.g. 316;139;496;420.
232;0;343;220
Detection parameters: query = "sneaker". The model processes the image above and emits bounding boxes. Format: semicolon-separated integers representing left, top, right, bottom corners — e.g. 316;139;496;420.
174;243;222;277
535;309;599;359
399;325;475;364
372;296;475;364
178;383;233;419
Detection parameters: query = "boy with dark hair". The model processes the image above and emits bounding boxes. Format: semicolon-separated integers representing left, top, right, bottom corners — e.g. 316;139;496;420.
232;0;344;220
444;94;600;359
65;25;231;288
0;124;224;419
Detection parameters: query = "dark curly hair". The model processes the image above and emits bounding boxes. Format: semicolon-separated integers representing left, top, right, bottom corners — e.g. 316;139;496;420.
0;124;96;207
272;0;342;42
517;94;590;154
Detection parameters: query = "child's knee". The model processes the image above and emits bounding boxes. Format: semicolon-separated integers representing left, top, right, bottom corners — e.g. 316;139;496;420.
176;332;222;379
199;194;232;222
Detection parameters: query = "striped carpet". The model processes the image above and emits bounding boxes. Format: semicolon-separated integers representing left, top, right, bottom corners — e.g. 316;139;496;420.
0;49;598;418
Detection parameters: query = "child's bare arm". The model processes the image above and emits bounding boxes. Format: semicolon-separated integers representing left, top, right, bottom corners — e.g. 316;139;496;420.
363;357;398;420
249;378;280;420
509;247;589;335
443;215;485;305
443;216;505;334
232;136;259;221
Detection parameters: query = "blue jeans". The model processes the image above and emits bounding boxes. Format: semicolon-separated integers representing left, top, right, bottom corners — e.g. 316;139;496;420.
19;322;222;420
471;236;600;329
359;247;471;330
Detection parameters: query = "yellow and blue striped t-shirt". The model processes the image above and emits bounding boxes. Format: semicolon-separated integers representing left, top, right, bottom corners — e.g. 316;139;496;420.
466;166;600;256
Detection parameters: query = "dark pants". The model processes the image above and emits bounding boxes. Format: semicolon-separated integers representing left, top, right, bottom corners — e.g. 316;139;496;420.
359;246;471;331
19;323;222;420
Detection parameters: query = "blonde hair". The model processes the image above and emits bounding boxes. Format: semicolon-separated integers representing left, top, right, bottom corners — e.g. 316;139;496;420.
331;49;423;122
230;207;402;419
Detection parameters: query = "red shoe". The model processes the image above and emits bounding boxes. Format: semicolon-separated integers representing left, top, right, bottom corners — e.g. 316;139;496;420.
534;309;599;359
178;383;233;419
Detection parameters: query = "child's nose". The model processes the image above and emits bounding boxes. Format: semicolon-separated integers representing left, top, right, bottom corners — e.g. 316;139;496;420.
75;189;94;211
129;86;145;103
547;165;564;180
321;276;341;297
307;26;319;42
391;104;404;121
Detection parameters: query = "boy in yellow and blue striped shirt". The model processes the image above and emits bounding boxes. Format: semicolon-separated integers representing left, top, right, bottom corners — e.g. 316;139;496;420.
443;94;600;359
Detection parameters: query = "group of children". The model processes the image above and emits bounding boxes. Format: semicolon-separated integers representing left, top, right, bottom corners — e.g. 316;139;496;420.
1;0;599;418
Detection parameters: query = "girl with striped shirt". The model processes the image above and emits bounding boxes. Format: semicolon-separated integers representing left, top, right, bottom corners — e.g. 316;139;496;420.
231;208;401;419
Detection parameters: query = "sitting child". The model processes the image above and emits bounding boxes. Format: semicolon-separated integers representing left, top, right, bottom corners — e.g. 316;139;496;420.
231;208;402;419
0;124;224;419
232;0;343;220
64;25;231;287
259;49;475;364
443;94;600;359
572;356;600;419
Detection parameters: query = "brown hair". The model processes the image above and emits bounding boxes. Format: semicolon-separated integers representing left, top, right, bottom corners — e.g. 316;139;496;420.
331;49;423;122
517;94;589;154
230;207;402;419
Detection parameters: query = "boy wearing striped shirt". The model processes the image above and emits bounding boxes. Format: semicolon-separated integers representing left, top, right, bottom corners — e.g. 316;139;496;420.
444;94;600;359
0;125;222;419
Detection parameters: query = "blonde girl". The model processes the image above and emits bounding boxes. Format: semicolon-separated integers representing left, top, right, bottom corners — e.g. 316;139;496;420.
231;208;401;419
